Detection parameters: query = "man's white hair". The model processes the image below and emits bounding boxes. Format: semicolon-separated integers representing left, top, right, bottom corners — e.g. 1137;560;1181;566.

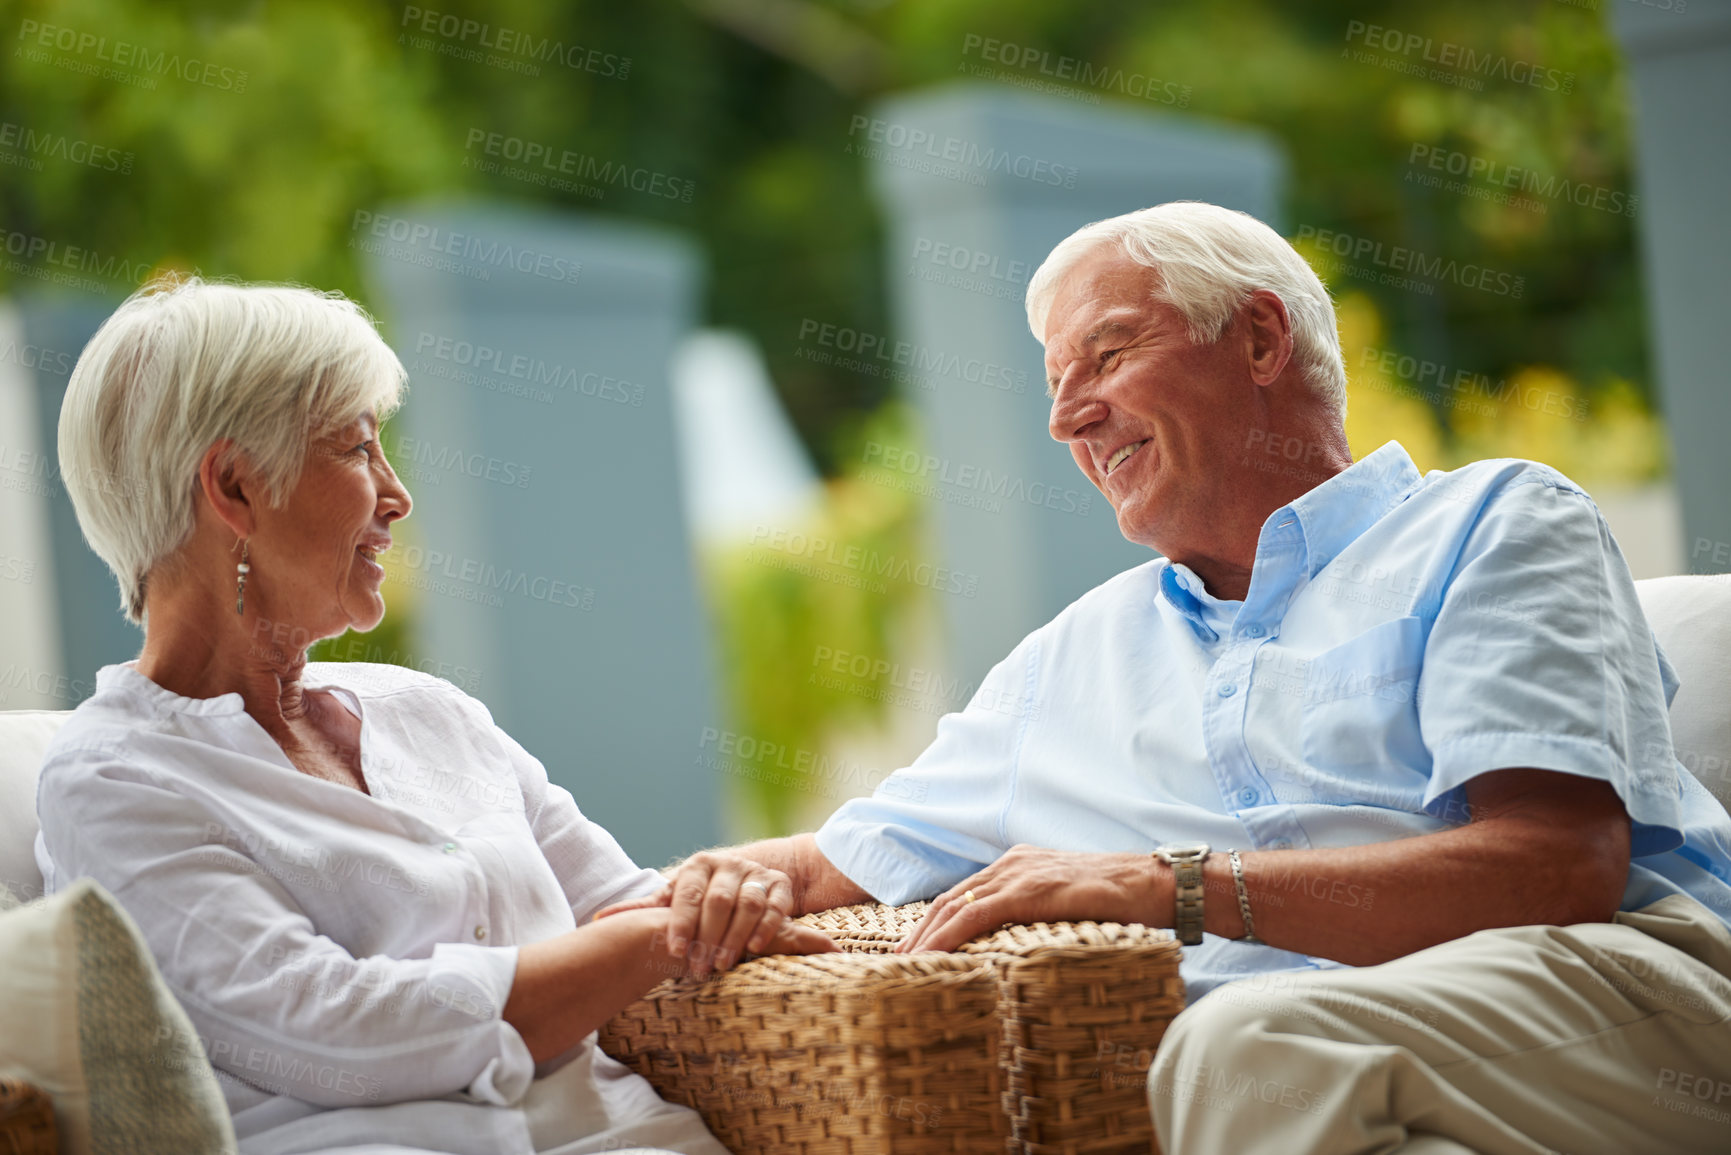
58;275;407;624
1025;202;1347;414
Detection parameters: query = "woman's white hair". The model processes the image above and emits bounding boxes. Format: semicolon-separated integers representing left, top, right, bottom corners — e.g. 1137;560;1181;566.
58;275;407;624
1025;202;1347;415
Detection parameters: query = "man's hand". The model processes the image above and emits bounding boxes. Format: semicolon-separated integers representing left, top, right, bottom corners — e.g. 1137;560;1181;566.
594;849;840;976
896;845;1166;953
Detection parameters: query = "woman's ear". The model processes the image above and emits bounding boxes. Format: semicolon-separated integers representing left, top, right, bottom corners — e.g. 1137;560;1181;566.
197;440;258;541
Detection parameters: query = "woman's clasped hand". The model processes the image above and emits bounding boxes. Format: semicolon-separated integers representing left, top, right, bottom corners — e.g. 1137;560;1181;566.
594;851;839;977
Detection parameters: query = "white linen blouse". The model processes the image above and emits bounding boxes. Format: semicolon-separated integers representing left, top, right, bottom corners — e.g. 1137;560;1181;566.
34;660;727;1155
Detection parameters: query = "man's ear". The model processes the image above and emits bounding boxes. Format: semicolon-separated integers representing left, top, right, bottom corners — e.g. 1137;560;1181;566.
1245;290;1295;386
197;440;258;541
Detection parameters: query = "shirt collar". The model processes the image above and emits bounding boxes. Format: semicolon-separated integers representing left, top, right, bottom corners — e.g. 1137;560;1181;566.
1155;440;1423;640
1158;562;1240;644
96;661;362;718
1282;440;1423;578
98;662;246;715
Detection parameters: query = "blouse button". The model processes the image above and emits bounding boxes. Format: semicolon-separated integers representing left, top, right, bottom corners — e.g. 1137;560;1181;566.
474;925;487;941
442;842;458;854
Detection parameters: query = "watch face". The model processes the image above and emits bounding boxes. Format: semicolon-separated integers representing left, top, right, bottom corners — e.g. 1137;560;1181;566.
1157;842;1211;859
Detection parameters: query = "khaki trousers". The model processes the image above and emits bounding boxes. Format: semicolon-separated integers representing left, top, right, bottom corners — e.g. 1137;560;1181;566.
1147;895;1731;1154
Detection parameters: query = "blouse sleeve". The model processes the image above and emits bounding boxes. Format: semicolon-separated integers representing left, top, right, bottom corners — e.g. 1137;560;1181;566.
457;694;666;923
35;749;535;1109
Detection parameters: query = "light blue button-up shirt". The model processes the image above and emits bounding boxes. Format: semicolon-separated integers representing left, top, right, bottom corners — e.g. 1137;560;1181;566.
815;441;1731;999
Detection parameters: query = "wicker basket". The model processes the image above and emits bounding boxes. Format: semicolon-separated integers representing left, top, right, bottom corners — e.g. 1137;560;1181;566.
598;902;1185;1155
0;1079;57;1155
962;922;1183;1155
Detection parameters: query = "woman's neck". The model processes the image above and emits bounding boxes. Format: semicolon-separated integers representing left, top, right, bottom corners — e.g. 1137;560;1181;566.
135;587;315;728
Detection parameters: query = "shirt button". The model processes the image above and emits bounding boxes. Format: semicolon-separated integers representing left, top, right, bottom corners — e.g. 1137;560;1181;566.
474;926;487;941
442;842;458;854
1218;683;1237;697
1270;839;1292;850
1239;788;1259;806
1245;625;1264;638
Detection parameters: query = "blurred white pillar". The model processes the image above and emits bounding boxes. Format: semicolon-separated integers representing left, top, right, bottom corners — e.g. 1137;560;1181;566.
1590;483;1685;580
671;329;820;546
0;297;141;707
0;303;66;708
362;204;718;865
1610;1;1731;575
864;84;1285;682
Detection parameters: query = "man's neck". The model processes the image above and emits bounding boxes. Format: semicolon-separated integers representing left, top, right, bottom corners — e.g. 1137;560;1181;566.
1164;432;1355;602
1173;552;1256;603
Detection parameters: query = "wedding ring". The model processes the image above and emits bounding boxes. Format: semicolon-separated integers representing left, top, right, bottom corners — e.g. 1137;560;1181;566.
963;889;977;904
742;880;769;893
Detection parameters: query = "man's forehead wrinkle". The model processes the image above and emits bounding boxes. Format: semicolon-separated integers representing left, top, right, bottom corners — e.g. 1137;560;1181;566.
1084;318;1135;347
1045;294;1168;398
1044;302;1132;394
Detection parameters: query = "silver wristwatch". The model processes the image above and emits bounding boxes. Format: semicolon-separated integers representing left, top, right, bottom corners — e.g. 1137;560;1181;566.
1153;843;1211;946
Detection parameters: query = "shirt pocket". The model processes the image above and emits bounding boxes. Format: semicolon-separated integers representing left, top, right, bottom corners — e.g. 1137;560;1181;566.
1298;615;1428;775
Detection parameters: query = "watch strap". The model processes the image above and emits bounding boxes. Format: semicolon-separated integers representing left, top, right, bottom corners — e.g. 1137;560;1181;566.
1171;855;1206;945
1154;845;1210;946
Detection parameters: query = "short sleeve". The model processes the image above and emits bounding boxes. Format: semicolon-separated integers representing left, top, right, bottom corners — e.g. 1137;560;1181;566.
1417;475;1685;854
815;634;1040;904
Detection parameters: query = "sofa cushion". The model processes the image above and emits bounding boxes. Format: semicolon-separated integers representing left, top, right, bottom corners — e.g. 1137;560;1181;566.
1636;574;1731;810
0;711;68;909
0;877;238;1153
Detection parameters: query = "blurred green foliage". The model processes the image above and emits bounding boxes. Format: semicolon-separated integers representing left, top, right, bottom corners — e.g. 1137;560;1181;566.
1;0;1665;832
1;0;1654;457
701;405;930;836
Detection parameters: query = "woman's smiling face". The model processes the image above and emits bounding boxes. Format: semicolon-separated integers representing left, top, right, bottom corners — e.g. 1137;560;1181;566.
245;411;411;643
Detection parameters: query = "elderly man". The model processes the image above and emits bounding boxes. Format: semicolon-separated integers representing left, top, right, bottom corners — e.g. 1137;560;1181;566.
618;202;1731;1153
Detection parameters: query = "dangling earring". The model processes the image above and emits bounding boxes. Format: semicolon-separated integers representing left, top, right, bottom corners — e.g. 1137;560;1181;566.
235;539;251;616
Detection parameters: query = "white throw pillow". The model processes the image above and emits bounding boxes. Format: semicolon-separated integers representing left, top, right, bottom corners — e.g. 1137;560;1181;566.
0;877;237;1153
1637;574;1731;808
0;709;68;908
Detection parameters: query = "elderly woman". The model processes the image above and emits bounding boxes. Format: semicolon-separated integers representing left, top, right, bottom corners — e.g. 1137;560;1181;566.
34;276;834;1155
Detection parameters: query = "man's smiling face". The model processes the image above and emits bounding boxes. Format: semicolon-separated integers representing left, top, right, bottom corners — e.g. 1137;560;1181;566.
1043;245;1263;553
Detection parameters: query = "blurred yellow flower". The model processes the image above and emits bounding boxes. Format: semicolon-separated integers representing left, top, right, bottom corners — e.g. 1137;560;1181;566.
1338;292;1447;472
1336;292;1664;486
